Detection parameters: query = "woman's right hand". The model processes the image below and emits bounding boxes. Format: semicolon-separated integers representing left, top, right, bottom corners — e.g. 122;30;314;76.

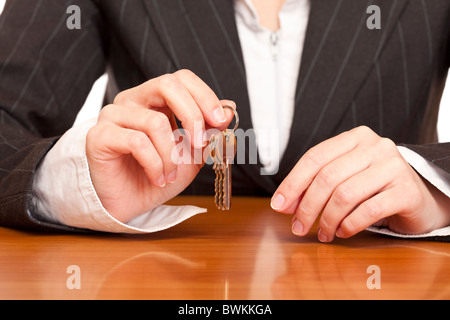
86;69;235;223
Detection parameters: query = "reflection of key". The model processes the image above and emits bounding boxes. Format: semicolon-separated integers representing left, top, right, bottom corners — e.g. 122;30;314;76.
216;130;236;210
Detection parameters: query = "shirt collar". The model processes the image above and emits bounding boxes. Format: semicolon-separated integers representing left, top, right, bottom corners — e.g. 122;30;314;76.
234;0;307;32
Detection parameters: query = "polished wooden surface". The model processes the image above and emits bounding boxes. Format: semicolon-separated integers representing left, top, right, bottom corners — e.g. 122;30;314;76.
0;196;449;300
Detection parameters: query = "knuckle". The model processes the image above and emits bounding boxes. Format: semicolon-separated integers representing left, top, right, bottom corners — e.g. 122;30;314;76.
361;200;382;220
146;112;169;133
319;216;333;233
198;89;217;106
149;156;164;173
316;165;338;188
98;104;115;121
182;111;204;129
340;218;355;236
86;124;112;153
388;156;407;173
281;179;301;196
355;125;374;136
377;137;396;152
174;68;194;79
113;90;130;105
304;147;324;168
159;73;181;90
128;131;150;150
86;124;102;144
333;184;355;207
298;203;315;220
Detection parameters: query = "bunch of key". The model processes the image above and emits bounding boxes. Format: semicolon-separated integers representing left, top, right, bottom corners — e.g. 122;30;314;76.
209;106;239;211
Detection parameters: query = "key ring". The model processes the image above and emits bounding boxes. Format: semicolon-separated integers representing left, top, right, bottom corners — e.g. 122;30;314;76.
222;105;239;134
209;105;239;162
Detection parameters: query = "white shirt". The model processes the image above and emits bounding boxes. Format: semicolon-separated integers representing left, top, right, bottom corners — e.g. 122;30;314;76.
235;0;309;173
32;0;450;237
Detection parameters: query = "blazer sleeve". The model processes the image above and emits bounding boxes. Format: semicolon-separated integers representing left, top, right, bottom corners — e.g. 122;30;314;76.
0;0;106;232
403;19;450;180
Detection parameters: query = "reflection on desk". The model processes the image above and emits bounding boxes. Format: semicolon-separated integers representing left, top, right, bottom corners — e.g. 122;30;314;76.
0;196;449;300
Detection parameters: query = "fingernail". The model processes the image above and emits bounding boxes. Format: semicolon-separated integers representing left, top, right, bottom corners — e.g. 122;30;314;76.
292;220;304;236
318;228;329;243
167;169;177;184
213;106;227;123
157;175;166;188
195;130;207;148
271;193;285;210
336;228;344;238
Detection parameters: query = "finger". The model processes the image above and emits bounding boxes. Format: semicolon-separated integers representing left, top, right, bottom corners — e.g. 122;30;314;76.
88;124;166;188
272;127;377;212
115;74;207;149
316;163;393;241
175;69;231;128
336;187;405;239
204;100;237;139
99;105;178;183
292;146;373;237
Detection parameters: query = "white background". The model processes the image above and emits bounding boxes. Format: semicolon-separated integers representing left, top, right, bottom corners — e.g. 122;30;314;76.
0;0;449;141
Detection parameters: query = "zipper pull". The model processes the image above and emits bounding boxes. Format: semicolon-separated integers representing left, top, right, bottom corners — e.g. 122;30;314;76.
270;31;279;62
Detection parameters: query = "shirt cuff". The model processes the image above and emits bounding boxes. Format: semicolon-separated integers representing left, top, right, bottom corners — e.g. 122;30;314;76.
31;118;206;234
366;146;450;239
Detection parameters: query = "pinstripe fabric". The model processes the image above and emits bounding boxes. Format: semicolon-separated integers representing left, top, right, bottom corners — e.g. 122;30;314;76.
140;18;150;64
294;0;342;105
397;22;410;118
0;0;43;79
373;0;399;63
375;62;384;135
0;0;17;30
208;0;246;80
0;0;106;231
150;0;181;69
0;0;449;232
420;0;433;65
119;0;128;24
176;0;224;98
10;0;73;113
300;0;372;155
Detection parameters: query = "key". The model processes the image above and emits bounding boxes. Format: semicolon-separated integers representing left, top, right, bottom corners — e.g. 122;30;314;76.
210;133;222;208
211;129;236;210
210;105;239;211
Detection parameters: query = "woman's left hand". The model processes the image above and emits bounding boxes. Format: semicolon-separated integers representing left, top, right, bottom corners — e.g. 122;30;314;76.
271;126;450;242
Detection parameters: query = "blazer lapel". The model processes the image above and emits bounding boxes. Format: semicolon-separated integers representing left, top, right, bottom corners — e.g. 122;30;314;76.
142;0;276;192
275;0;410;182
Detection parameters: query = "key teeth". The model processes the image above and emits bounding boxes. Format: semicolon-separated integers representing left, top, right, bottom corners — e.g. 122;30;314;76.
211;130;235;212
221;164;227;210
214;164;229;211
219;164;225;210
214;163;224;210
214;163;219;208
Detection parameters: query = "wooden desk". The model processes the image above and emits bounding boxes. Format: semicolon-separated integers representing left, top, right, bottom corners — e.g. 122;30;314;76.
0;196;449;300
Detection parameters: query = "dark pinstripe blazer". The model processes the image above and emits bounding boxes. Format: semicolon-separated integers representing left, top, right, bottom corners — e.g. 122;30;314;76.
0;0;449;232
